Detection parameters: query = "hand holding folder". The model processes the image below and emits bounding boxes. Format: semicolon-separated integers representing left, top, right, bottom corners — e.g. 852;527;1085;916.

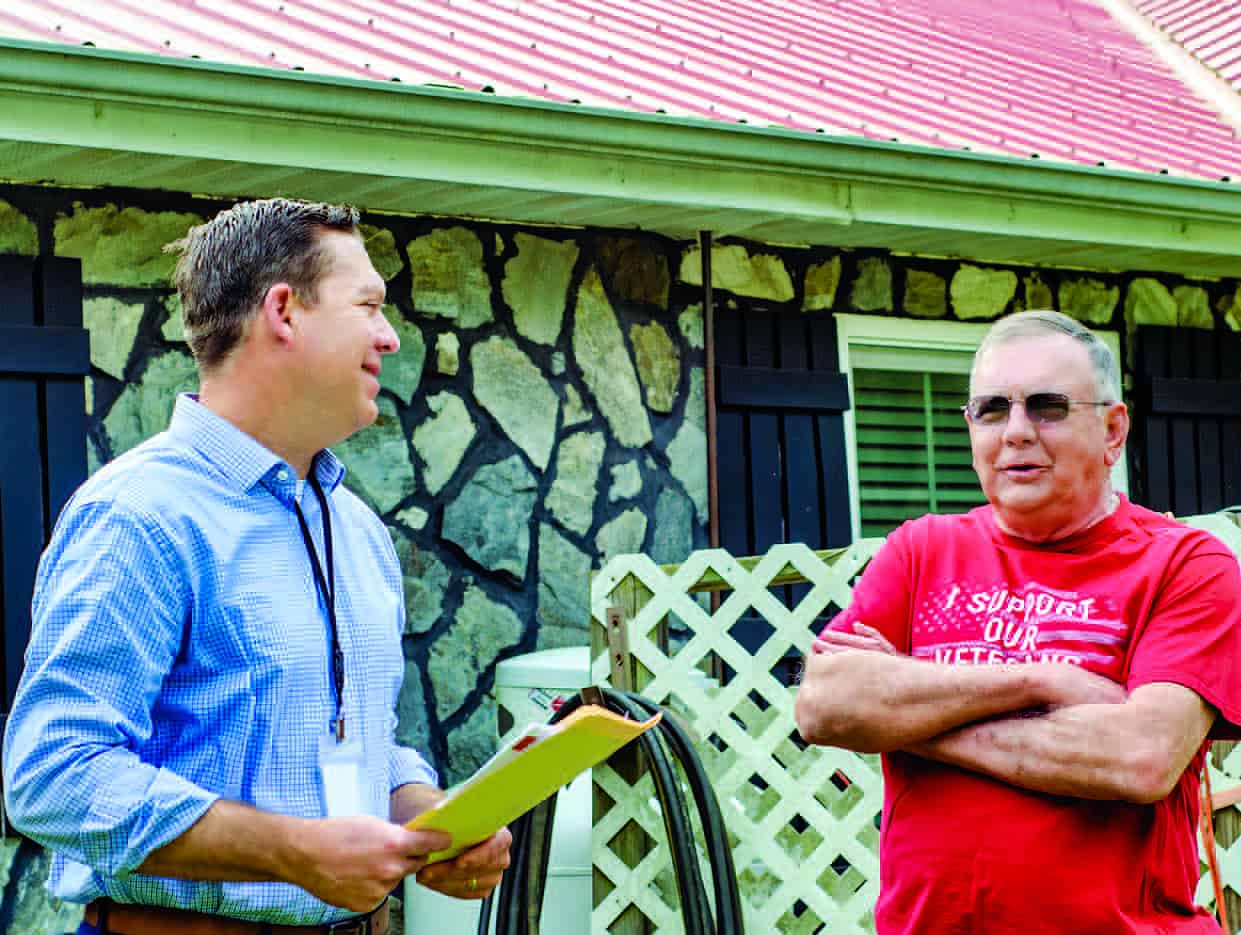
406;704;660;863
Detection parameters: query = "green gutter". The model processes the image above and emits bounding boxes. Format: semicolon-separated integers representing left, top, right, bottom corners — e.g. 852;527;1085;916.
0;39;1238;275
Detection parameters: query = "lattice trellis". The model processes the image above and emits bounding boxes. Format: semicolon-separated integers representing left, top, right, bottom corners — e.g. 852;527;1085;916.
589;514;1241;934
1200;743;1241;917
589;542;885;935
1187;511;1241;927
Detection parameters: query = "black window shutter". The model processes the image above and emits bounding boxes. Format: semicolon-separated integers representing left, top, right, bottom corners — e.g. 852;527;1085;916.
1133;327;1241;515
0;256;88;832
714;307;852;680
715;308;853;558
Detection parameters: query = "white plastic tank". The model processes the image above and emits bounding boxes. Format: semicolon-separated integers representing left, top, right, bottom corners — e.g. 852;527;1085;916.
404;646;593;934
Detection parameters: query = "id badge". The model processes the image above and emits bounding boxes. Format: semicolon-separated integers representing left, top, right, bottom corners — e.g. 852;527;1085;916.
319;733;366;818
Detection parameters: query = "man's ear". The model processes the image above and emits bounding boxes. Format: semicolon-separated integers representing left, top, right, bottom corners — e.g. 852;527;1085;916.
258;283;297;347
1102;402;1130;467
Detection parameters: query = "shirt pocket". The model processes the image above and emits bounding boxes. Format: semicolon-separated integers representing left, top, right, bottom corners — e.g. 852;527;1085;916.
209;585;326;682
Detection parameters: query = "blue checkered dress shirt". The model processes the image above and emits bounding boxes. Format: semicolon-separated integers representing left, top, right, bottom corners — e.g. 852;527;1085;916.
3;395;437;925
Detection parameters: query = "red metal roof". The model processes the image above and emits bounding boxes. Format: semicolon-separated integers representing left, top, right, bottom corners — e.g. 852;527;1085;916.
1135;0;1241;90
3;0;1240;181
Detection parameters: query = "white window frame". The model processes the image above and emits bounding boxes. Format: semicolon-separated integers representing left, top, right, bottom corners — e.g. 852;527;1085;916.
834;313;1129;543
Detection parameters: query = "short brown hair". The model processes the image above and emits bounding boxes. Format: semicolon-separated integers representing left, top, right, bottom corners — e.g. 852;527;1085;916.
167;198;360;369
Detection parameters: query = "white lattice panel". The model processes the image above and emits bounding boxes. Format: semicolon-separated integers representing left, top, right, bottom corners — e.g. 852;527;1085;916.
589;543;884;934
1188;512;1241;924
1198;748;1241;916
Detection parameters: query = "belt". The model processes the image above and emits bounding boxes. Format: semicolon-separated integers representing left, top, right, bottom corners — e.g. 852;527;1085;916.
84;898;389;935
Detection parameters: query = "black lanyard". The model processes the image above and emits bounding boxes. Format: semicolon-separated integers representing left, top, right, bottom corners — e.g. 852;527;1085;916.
292;474;347;741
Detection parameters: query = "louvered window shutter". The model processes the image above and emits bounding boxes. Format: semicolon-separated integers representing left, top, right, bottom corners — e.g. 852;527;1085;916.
852;368;984;537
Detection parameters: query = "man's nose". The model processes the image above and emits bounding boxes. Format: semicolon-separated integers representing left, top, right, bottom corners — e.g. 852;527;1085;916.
376;310;400;355
1001;399;1038;442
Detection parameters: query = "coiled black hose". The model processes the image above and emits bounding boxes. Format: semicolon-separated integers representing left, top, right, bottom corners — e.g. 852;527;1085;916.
478;686;744;935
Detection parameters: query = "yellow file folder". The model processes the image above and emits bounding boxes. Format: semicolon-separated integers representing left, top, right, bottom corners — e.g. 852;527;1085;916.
406;704;661;863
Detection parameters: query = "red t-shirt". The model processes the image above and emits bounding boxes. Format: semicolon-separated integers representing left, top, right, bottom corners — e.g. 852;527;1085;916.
824;496;1241;934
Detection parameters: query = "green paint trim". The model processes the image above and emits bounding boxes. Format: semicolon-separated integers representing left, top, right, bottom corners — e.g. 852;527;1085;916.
921;372;939;513
2;39;1240;274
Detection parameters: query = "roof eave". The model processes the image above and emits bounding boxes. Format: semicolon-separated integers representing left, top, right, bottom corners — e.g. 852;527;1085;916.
1;39;1239;277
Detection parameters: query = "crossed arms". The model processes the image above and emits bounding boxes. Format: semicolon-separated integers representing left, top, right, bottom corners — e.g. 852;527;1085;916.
793;623;1216;804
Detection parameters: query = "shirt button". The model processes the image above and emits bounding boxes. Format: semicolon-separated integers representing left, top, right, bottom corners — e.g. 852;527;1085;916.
277;469;289;481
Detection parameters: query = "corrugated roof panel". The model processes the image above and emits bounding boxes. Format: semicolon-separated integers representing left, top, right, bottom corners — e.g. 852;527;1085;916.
1137;0;1241;86
2;0;1239;180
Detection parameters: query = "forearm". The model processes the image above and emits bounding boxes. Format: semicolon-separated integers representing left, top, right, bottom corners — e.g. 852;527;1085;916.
4;729;223;876
390;783;445;826
141;800;457;913
795;650;1044;753
137;800;306;882
911;709;1137;799
912;685;1213;803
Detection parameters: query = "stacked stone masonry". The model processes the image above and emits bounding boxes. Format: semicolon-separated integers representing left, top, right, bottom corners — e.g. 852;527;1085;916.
0;185;1239;932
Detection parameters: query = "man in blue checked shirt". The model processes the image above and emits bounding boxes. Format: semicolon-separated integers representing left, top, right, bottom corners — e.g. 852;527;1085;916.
3;198;510;935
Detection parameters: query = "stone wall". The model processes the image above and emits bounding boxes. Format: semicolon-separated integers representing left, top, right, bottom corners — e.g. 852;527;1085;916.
0;184;712;781
1;182;1239;931
0;183;711;932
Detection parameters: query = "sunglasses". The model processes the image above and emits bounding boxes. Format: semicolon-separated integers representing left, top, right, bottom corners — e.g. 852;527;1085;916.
962;393;1112;426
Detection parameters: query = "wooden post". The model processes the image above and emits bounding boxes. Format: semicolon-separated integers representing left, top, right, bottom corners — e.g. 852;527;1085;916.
591;571;662;934
1213;741;1240;932
1210;514;1241;931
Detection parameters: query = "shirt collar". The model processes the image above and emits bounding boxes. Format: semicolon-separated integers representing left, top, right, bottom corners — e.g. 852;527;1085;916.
167;394;346;499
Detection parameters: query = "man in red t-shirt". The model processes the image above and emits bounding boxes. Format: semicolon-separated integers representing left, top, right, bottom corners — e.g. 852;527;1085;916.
795;310;1241;934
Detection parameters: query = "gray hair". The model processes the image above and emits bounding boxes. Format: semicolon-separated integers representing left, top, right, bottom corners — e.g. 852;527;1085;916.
971;309;1121;400
166;198;361;370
